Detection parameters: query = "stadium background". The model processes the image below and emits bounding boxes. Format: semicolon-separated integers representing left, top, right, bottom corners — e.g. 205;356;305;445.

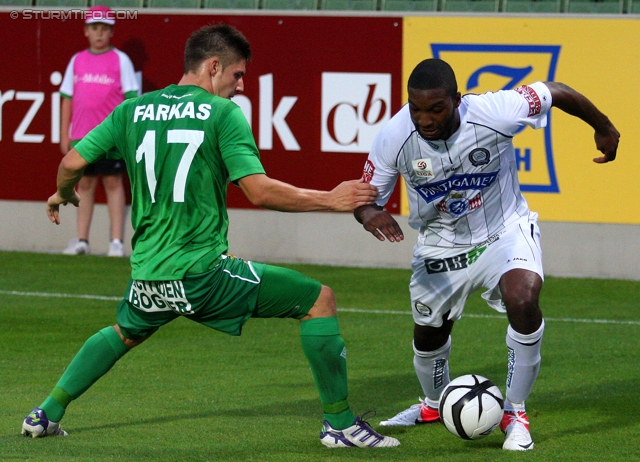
0;9;638;280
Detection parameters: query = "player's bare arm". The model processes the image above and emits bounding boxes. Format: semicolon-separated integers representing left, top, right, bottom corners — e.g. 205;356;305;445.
354;204;404;243
46;149;88;224
238;173;378;213
544;81;620;164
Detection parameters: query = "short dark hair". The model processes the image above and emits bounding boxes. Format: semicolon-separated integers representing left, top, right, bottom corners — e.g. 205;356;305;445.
408;59;458;98
183;23;252;74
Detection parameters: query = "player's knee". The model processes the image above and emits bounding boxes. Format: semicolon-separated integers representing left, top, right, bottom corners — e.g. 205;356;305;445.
305;285;337;319
506;297;540;318
505;299;542;334
413;323;451;352
500;270;541;305
113;324;148;349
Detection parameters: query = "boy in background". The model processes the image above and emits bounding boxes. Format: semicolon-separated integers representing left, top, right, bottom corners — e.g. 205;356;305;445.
60;5;139;257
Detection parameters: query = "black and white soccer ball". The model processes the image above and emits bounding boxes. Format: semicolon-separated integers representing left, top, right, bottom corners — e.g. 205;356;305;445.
438;374;504;440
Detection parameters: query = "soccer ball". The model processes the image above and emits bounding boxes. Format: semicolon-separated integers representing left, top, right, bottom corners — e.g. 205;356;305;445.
438;374;504;440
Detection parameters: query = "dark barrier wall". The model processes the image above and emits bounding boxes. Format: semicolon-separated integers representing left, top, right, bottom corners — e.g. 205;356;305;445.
0;11;403;211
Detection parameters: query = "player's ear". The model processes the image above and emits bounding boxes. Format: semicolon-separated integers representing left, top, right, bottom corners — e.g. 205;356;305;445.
208;58;221;77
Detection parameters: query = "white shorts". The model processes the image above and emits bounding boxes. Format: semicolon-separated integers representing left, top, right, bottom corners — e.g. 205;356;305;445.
409;213;544;327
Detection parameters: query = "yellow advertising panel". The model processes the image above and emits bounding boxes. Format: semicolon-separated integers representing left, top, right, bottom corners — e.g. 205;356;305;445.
402;16;639;224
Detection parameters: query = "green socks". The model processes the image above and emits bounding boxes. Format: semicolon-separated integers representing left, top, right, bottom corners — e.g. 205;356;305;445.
300;316;355;430
39;319;356;430
40;326;129;422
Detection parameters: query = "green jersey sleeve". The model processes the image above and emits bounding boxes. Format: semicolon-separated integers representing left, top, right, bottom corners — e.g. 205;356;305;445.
74;105;124;163
217;103;265;182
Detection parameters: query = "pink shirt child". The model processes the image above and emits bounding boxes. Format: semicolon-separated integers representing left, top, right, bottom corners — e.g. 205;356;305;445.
60;47;139;140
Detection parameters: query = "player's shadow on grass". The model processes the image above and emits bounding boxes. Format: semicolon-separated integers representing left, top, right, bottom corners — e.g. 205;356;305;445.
52;372;505;457
60;373;419;435
16;371;633;450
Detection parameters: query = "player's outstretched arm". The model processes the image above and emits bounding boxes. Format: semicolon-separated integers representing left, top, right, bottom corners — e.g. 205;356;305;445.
237;173;378;213
545;81;620;164
46;149;88;225
354;204;404;243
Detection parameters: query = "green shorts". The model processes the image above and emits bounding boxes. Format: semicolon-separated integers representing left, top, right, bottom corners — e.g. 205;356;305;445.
116;255;322;340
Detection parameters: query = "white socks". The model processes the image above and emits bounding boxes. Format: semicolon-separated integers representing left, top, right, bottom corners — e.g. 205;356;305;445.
413;336;451;408
505;320;545;410
413;319;544;412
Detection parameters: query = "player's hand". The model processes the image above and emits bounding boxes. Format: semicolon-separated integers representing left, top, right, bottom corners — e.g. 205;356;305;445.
328;180;379;212
46;190;80;225
593;122;620;164
354;204;404;243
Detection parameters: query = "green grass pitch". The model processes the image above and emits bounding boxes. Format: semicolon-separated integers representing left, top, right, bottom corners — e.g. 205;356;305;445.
1;250;639;461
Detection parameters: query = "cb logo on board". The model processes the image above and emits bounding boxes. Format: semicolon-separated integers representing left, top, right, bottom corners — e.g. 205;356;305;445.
321;72;391;153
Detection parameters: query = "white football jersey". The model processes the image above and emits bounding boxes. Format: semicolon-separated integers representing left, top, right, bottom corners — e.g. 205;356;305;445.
363;81;552;248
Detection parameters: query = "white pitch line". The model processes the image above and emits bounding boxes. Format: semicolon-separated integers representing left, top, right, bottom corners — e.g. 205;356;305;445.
0;289;121;301
2;290;640;326
335;308;640;326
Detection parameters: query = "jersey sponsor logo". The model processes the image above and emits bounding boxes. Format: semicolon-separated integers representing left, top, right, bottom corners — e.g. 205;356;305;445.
425;254;469;274
436;193;483;216
128;280;193;314
468;147;490;166
424;245;487;274
321;72;391;153
485;230;504;246
133;102;212;123
412;158;434;178
515;85;542;117
161;93;193;100
430;43;560;193
415;171;498;204
445;193;469;215
362;159;375;183
74;73;115;86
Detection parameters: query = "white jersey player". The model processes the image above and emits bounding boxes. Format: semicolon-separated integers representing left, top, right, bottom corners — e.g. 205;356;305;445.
355;58;619;451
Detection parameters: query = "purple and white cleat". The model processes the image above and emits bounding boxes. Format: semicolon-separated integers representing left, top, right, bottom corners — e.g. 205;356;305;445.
21;407;68;438
320;413;400;448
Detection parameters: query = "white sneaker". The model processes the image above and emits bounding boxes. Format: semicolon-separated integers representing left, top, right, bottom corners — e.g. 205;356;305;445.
500;411;534;451
320;414;400;448
379;398;441;426
62;238;90;255
108;239;125;257
21;407;68;438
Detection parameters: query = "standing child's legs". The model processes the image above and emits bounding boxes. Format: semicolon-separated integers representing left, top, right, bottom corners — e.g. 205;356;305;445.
102;173;126;243
76;175;98;242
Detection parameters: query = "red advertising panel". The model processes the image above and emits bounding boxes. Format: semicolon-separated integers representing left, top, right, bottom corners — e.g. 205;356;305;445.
0;12;403;211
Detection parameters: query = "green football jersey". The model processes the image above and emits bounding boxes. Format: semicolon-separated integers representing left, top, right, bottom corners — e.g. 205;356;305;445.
75;84;265;280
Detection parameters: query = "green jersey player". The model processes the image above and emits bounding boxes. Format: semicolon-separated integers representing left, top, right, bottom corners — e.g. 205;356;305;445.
23;23;399;449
